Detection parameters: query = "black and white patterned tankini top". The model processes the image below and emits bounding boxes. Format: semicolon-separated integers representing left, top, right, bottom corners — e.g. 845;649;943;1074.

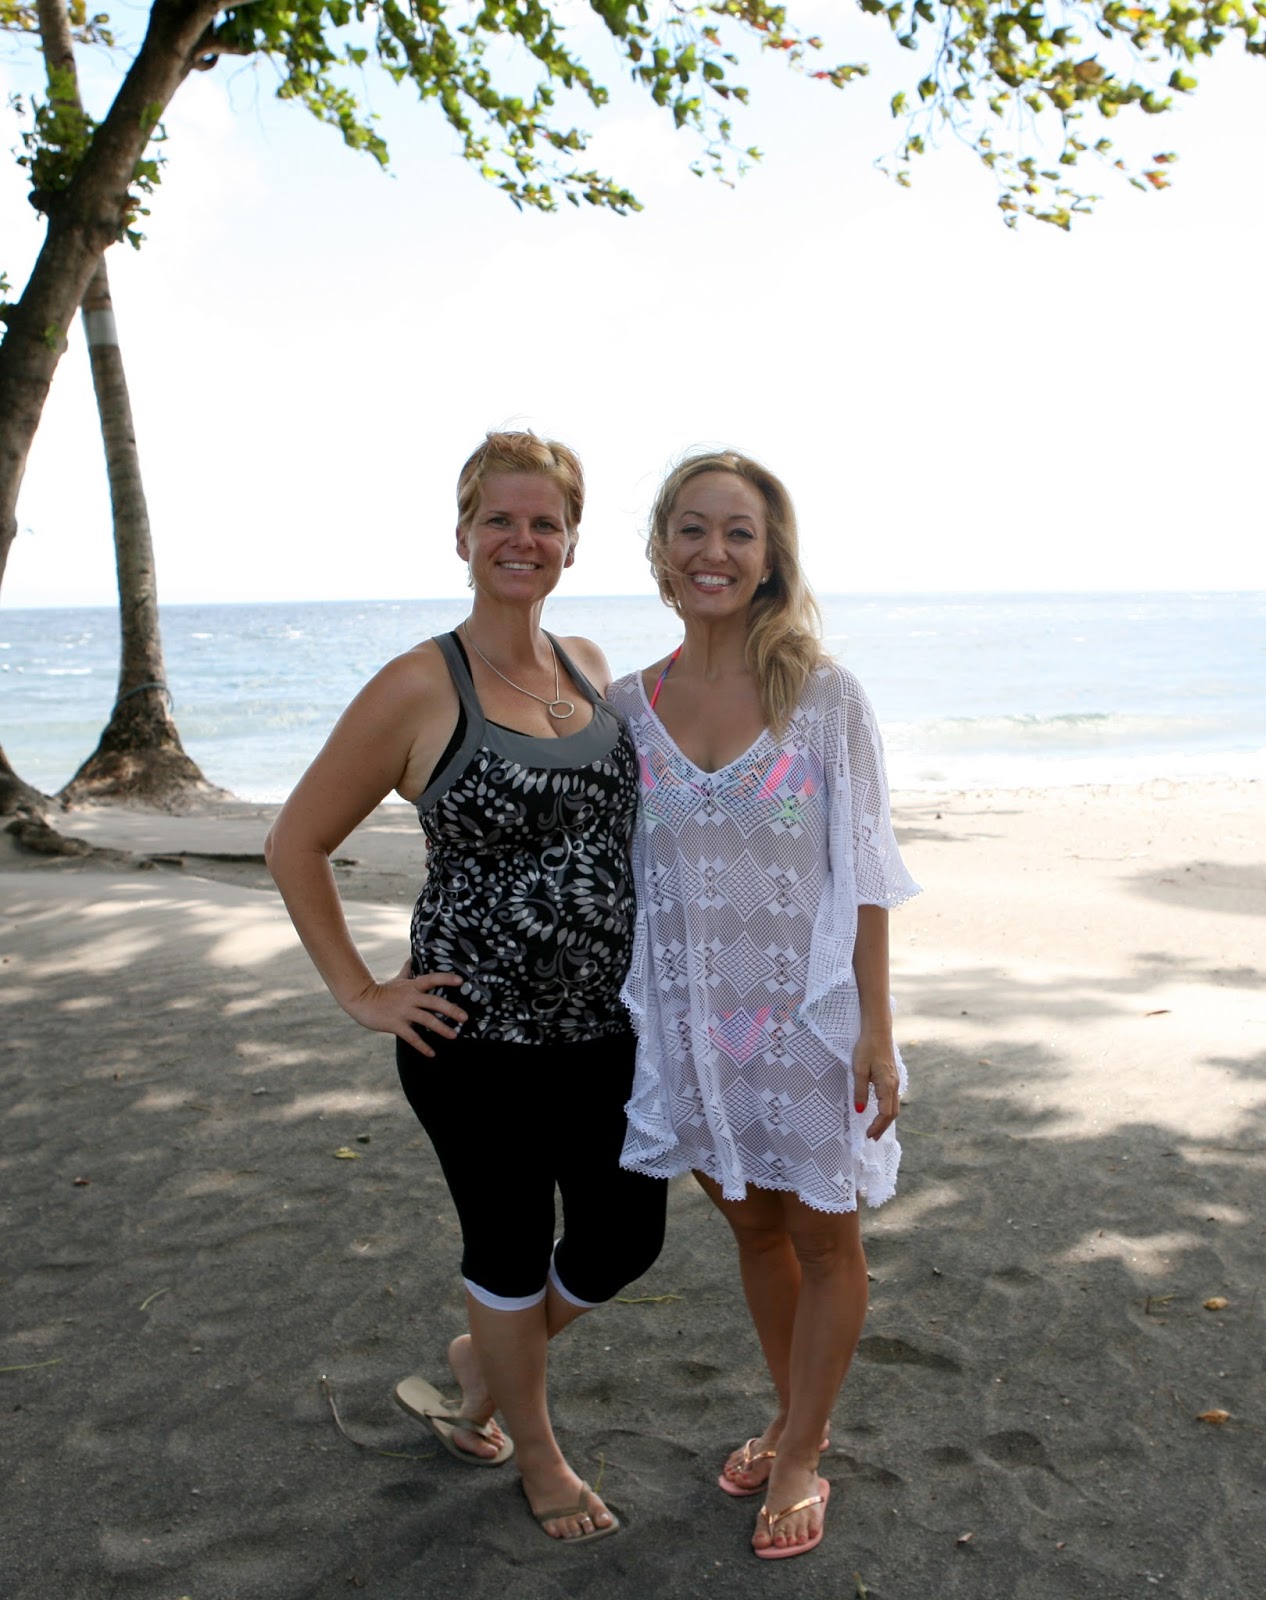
408;632;638;1044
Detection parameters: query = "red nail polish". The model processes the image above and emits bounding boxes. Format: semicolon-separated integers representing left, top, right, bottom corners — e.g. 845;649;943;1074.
855;1101;866;1113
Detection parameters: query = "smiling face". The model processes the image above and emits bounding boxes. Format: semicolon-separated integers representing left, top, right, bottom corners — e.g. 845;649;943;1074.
662;470;772;619
456;471;575;601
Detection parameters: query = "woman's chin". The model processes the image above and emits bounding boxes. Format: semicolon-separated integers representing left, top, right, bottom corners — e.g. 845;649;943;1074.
475;572;560;603
673;588;751;621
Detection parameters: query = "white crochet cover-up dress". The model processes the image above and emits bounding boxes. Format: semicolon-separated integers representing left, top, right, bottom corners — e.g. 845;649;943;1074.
611;661;921;1214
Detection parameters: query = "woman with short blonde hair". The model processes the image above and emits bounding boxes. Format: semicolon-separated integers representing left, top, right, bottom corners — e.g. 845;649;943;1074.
268;431;665;1546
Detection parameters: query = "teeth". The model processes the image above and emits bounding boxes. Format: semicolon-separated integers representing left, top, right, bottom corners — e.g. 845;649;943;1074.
500;562;538;570
693;575;732;588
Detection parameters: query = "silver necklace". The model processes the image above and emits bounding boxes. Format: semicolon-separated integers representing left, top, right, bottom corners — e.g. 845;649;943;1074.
462;622;576;720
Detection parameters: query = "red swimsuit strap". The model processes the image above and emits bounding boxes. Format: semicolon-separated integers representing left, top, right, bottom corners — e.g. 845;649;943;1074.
649;645;682;711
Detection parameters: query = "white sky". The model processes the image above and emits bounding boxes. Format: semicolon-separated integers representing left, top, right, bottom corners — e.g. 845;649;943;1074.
2;5;1265;608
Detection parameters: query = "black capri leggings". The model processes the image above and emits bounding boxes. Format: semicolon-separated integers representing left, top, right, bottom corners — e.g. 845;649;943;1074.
396;1026;666;1309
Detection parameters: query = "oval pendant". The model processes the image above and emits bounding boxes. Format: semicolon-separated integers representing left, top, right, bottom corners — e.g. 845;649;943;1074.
548;698;577;719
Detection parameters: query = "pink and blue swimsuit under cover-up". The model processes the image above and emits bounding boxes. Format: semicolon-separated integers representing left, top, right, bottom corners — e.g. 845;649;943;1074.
610;660;921;1214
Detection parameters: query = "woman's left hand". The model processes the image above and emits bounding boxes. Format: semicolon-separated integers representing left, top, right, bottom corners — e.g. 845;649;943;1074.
852;1031;900;1139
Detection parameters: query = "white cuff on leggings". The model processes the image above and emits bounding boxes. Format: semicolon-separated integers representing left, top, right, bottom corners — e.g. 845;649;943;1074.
462;1275;546;1312
548;1245;602;1310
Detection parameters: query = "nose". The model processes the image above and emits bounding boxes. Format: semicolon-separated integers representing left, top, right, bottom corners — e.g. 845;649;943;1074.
701;525;729;562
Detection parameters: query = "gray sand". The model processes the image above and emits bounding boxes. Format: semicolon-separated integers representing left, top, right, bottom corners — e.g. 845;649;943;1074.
2;783;1262;1598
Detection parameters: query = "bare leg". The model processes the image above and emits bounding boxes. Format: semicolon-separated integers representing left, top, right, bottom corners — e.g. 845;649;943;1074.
699;1177;868;1551
752;1200;867;1553
448;1279;592;1415
442;1332;508;1459
696;1174;833;1494
464;1286;613;1540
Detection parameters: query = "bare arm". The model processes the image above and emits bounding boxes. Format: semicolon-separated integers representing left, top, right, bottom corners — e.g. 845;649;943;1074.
264;646;467;1054
851;904;899;1139
559;634;615;698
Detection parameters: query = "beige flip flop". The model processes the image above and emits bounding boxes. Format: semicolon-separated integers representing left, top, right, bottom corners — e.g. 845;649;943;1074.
393;1375;514;1466
526;1480;620;1544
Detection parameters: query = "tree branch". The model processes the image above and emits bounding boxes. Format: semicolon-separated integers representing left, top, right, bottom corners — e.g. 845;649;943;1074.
191;30;254;69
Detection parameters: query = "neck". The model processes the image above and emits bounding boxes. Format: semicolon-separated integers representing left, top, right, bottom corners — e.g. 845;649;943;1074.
465;595;550;665
676;615;752;680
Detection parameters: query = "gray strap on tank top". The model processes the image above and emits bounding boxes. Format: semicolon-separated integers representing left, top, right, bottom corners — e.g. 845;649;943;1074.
416;631;621;816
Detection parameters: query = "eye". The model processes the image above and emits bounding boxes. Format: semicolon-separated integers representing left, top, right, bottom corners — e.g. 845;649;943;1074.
729;526;755;541
676;521;705;537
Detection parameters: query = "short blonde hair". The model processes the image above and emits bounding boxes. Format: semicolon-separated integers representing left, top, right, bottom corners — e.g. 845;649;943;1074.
648;449;825;733
456;431;584;537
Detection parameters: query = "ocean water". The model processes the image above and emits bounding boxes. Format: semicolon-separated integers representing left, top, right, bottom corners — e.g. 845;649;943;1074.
1;593;1262;802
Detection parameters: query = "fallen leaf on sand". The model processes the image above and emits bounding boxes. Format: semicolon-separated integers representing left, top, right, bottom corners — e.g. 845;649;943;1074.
1197;1409;1230;1425
1144;1009;1171;1017
333;1147;362;1160
957;1531;975;1545
72;1176;90;1186
1203;1297;1229;1311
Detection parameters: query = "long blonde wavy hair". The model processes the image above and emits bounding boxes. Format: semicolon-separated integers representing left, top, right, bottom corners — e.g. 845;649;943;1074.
647;450;826;734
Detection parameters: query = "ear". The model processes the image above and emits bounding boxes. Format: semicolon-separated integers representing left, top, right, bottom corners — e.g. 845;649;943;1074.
455;523;470;562
564;534;577;569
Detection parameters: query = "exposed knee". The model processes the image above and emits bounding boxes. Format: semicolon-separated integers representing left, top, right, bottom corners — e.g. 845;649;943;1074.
789;1219;866;1279
729;1219;796;1264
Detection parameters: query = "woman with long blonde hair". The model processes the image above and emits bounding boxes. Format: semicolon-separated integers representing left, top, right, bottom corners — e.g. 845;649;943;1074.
609;449;919;1560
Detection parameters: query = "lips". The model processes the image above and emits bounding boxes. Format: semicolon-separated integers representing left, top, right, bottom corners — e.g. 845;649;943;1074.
691;573;734;589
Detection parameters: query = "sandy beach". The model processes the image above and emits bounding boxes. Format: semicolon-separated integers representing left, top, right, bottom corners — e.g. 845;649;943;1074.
2;779;1262;1599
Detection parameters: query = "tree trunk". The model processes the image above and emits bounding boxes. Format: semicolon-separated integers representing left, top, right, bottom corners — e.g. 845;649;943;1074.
0;743;51;816
0;0;221;813
59;258;220;806
0;0;220;588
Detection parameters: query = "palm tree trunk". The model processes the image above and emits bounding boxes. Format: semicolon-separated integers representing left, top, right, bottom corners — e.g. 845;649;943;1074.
0;0;219;816
58;257;219;805
13;0;219;807
0;0;218;590
0;743;50;815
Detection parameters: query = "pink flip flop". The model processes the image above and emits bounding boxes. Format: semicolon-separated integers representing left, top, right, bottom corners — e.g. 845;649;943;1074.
718;1438;777;1498
754;1479;830;1561
718;1434;831;1498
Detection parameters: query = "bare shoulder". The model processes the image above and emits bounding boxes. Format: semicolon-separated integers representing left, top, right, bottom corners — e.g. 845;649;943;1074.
354;637;450;713
380;635;449;687
629;650;679;701
556;633;613;696
323;636;459;801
